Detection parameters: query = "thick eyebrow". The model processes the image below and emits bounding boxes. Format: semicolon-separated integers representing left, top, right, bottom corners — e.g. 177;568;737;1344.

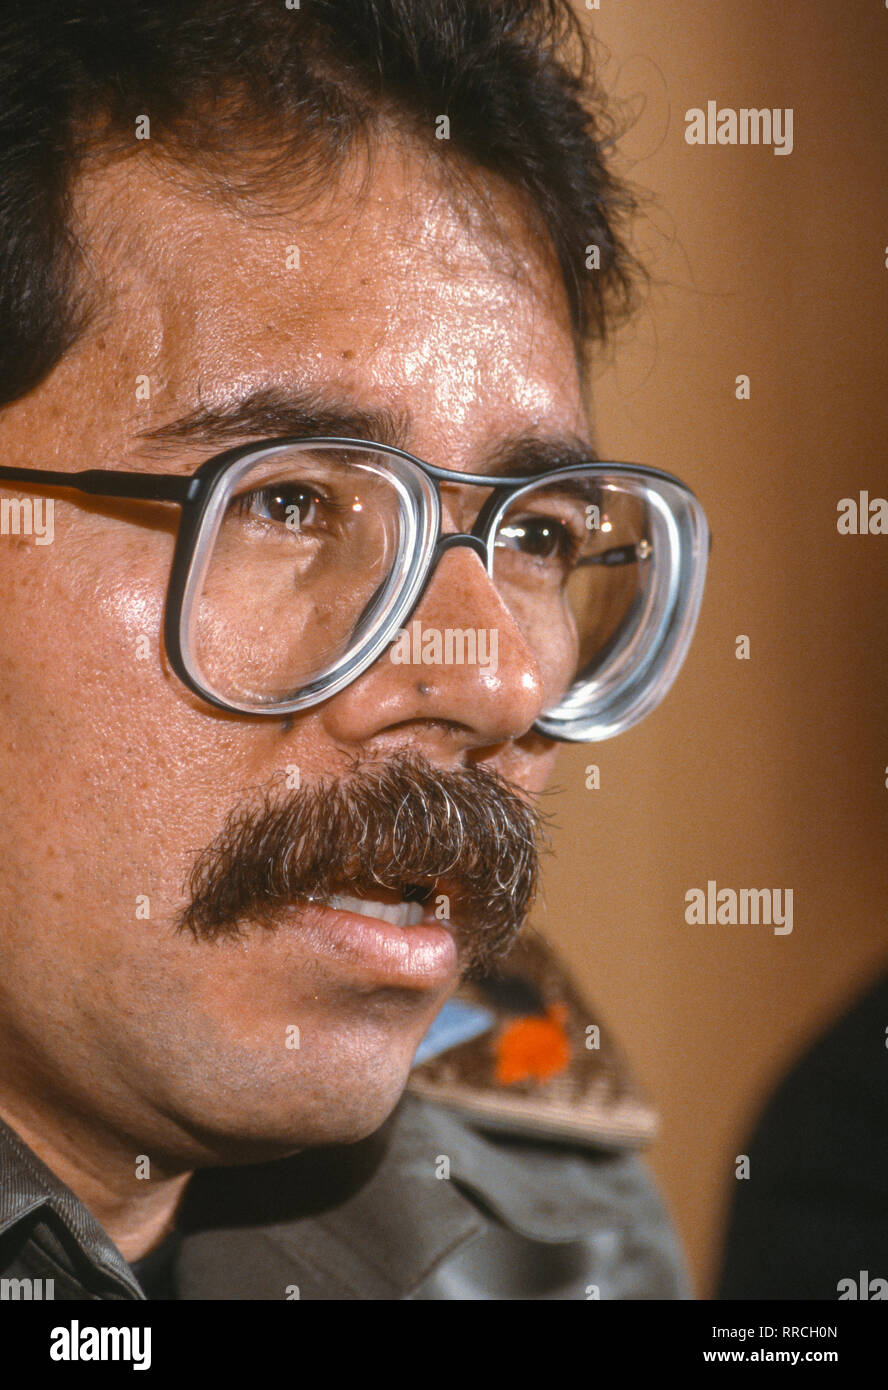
478;433;601;478
137;385;410;454
137;383;599;477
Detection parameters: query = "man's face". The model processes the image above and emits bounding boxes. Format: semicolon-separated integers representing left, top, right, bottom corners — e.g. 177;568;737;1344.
0;138;587;1164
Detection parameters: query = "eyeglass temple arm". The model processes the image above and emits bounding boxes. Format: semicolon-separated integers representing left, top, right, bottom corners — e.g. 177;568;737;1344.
0;465;198;504
579;543;649;567
580;531;713;565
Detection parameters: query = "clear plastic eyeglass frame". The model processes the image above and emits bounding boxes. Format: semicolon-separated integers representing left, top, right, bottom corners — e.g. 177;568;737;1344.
0;436;710;742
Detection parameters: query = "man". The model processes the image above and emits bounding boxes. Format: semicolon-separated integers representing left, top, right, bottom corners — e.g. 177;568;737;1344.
0;0;707;1300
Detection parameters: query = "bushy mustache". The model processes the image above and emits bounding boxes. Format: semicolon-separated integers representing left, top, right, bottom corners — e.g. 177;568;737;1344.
177;752;548;974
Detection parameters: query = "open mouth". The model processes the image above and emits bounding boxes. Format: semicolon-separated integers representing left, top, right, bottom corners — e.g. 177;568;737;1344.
302;882;444;928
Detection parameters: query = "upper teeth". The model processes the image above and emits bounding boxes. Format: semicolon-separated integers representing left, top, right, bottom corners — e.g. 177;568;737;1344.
312;894;428;927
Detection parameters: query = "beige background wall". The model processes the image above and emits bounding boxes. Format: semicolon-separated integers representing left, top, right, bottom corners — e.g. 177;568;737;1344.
539;2;888;1295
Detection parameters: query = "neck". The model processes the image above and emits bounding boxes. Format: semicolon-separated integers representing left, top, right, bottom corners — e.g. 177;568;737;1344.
0;1097;192;1263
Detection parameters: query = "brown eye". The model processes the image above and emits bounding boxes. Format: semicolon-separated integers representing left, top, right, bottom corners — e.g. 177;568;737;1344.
232;484;324;528
495;516;580;565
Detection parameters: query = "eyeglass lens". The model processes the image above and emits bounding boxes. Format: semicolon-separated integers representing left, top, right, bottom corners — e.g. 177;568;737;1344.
184;444;656;716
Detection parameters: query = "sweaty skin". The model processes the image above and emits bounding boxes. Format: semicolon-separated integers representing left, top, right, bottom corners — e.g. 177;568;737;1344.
0;134;590;1260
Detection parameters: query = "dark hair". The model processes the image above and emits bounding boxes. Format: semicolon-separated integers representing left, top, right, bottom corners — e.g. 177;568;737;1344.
0;0;644;408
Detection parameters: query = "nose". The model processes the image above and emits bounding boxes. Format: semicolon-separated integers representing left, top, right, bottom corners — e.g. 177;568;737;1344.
318;540;549;752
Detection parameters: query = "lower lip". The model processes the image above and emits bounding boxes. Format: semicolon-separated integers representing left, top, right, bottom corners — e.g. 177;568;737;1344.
282;901;459;987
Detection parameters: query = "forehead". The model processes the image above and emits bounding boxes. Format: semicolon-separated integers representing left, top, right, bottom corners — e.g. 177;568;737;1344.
61;137;587;461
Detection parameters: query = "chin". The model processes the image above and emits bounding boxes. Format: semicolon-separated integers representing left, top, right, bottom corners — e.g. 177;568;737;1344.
175;1054;415;1166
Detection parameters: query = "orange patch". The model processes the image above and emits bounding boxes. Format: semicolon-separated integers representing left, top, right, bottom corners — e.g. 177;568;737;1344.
494;1003;571;1085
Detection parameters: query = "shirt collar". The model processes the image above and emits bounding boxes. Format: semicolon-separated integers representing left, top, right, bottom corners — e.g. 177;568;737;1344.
0;1113;144;1300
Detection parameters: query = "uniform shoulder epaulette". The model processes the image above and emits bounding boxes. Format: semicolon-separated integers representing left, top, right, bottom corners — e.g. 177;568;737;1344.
407;928;658;1151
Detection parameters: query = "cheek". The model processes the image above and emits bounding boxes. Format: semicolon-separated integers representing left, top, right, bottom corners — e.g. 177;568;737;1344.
0;501;176;693
0;509;342;916
522;740;561;795
0;519;171;796
0;548;163;928
0;517;209;912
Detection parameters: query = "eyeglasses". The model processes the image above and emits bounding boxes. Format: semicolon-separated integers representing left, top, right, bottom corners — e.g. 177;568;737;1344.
0;438;709;741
